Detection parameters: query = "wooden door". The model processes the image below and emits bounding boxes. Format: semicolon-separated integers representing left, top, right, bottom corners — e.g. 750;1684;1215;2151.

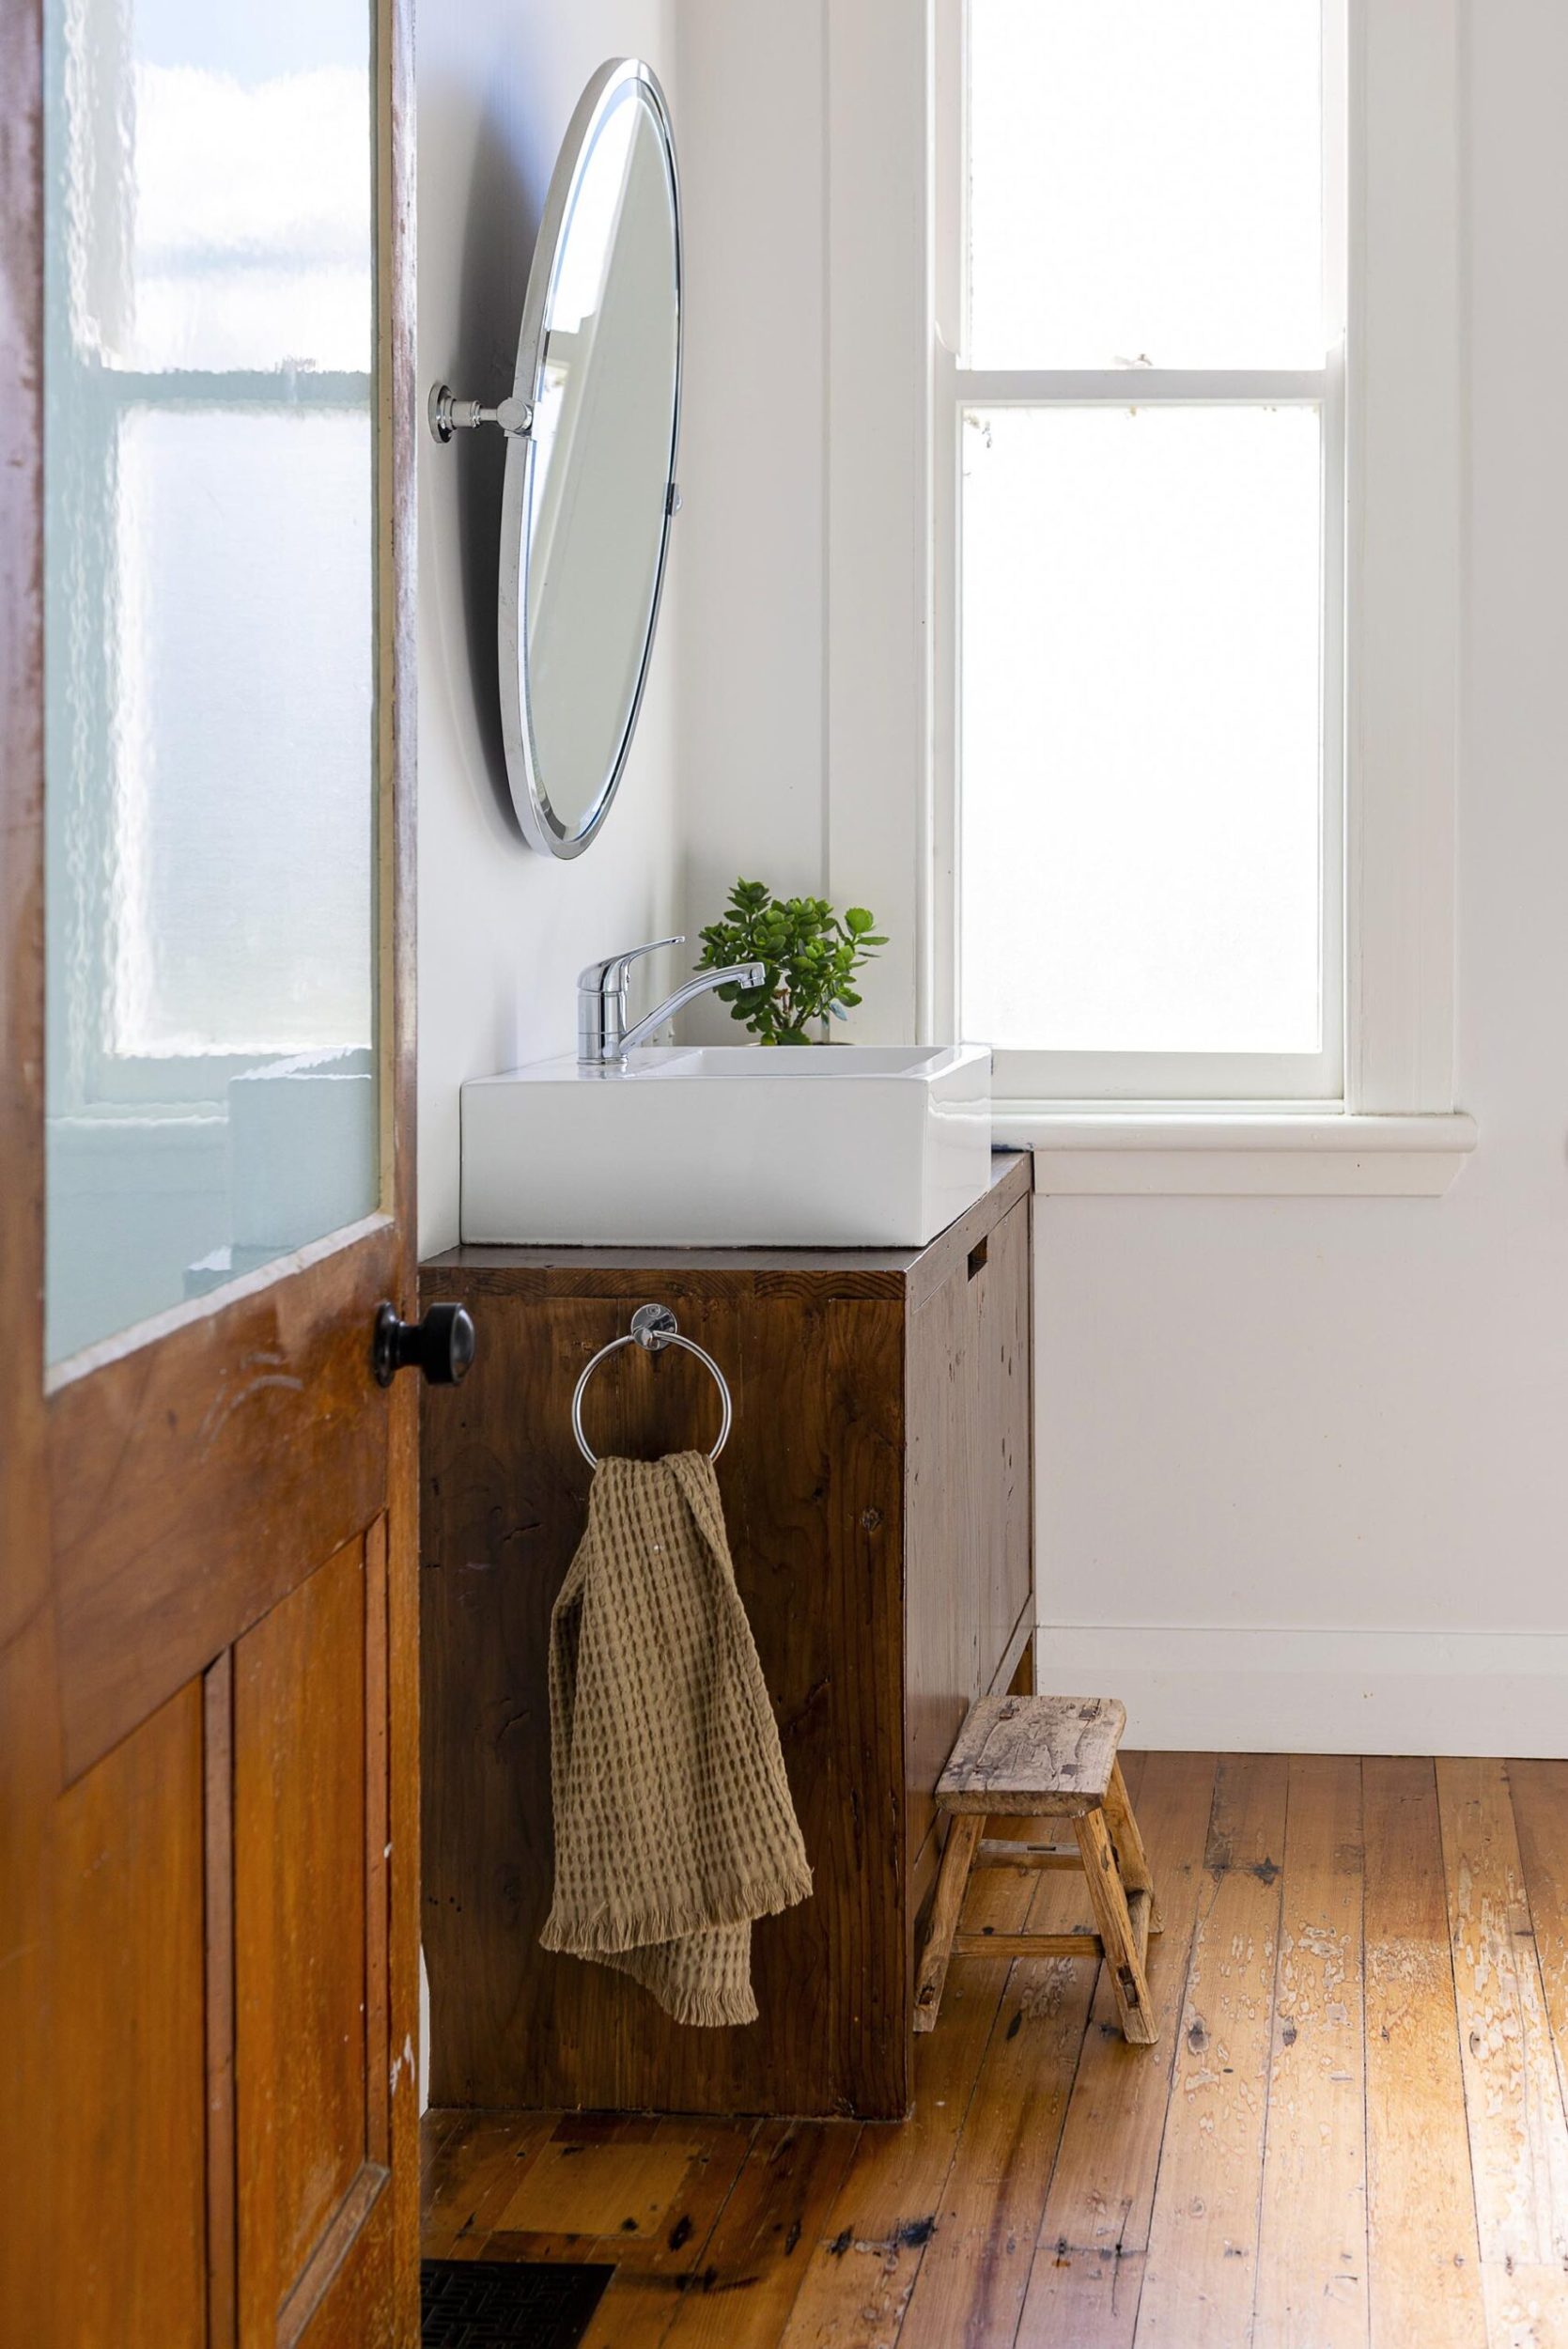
0;3;422;2343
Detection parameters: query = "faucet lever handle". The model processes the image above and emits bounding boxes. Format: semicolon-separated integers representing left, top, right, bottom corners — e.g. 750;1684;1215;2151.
576;936;685;996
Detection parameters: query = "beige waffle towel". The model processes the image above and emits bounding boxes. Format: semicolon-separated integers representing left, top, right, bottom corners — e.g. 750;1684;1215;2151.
540;1450;812;2027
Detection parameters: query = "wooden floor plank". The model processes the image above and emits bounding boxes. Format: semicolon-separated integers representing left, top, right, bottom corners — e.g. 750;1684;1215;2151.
420;2108;555;2257
1507;1763;1568;2150
422;1754;1568;2349
886;1764;1153;2345
492;2124;706;2242
581;2267;699;2349
1131;1752;1290;2348
654;2121;863;2349
419;2105;461;2201
1014;1752;1218;2349
1436;1759;1568;2272
479;2119;757;2273
576;2121;762;2349
1480;2263;1568;2349
770;1974;1001;2348
1253;1754;1369;2349
897;1867;1097;2346
775;1812;1047;2347
1363;1758;1485;2349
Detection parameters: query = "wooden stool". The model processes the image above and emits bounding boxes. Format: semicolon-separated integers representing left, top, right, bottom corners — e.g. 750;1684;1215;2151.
913;1694;1162;2045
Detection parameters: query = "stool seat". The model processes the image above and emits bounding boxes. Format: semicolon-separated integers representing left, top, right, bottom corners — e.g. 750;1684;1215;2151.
936;1694;1126;1814
915;1691;1160;2046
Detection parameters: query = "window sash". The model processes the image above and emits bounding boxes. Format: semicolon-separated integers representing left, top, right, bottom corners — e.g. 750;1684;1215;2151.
939;352;1346;1102
939;2;1348;1106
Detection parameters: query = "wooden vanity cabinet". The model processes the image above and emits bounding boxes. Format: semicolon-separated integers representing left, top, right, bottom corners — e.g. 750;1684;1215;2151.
419;1153;1032;2120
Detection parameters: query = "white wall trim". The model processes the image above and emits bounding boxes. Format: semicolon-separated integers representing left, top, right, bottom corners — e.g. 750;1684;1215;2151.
1345;0;1463;1115
823;0;930;1041
1040;1623;1568;1757
1012;1109;1477;1195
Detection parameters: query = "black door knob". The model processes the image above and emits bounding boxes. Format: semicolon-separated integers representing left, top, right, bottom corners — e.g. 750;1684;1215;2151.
372;1300;476;1389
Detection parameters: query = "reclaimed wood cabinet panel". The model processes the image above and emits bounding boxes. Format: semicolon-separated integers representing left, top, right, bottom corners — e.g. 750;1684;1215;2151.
904;1190;1033;1885
419;1156;1032;2120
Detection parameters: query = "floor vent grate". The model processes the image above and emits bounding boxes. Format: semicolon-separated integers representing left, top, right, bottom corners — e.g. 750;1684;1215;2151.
421;2256;614;2347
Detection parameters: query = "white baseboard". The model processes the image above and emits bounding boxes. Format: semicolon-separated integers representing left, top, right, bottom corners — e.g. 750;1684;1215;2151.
1038;1623;1568;1757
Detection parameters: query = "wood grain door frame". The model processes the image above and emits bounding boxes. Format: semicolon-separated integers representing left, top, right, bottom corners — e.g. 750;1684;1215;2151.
0;1;421;2340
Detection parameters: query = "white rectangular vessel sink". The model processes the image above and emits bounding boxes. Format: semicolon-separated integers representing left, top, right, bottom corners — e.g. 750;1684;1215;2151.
461;1044;993;1248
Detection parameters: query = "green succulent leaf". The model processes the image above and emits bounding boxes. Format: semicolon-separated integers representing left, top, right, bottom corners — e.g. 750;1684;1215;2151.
692;878;886;1045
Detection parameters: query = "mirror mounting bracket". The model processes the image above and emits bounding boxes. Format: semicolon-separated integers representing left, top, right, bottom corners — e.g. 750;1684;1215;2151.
427;382;534;444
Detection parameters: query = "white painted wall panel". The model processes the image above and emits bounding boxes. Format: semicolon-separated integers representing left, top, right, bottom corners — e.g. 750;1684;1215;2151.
415;0;680;1256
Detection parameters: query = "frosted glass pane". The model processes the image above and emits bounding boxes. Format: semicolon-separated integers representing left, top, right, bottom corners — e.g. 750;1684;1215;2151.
44;0;376;1366
960;405;1323;1054
107;409;373;1056
968;0;1324;368
54;0;370;374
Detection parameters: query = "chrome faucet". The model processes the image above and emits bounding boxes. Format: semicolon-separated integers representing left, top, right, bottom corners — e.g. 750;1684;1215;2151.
577;937;766;1068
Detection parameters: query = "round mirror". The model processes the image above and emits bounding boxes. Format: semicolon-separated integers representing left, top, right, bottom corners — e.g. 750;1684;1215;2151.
500;59;680;858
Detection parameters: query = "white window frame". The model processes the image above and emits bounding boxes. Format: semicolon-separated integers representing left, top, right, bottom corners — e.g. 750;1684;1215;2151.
821;0;1473;1193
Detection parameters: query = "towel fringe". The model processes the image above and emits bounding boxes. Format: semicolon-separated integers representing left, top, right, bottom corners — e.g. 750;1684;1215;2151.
540;1859;814;1958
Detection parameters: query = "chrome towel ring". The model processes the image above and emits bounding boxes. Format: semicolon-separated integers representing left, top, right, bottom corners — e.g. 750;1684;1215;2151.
571;1302;734;1468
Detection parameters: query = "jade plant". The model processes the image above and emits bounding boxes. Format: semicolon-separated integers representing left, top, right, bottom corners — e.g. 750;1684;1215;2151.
695;879;886;1046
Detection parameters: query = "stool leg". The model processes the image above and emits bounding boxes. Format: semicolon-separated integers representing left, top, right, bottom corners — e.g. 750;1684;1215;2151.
1104;1758;1162;1935
914;1813;983;2033
1073;1805;1158;2046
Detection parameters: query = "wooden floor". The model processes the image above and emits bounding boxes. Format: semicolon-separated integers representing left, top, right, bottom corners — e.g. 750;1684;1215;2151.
422;1754;1568;2348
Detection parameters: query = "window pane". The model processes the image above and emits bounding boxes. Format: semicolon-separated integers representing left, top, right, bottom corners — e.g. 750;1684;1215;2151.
959;405;1323;1054
968;0;1324;368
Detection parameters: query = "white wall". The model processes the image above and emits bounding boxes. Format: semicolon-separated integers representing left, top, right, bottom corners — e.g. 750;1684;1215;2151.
671;0;1568;1753
416;0;680;1257
672;2;829;1033
673;0;929;1037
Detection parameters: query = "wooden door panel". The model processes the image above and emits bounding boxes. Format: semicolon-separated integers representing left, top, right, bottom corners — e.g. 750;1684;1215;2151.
288;2187;397;2349
235;1527;393;2349
51;1224;396;1782
55;1682;209;2347
1;0;419;2333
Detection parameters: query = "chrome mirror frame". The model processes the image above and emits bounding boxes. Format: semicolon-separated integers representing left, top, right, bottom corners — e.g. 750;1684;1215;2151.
428;58;682;858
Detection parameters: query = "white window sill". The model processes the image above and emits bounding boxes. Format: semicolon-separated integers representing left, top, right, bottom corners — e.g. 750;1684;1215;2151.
992;1109;1478;1196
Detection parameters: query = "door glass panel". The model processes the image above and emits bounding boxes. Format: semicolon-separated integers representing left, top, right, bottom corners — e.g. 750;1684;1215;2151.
43;0;376;1365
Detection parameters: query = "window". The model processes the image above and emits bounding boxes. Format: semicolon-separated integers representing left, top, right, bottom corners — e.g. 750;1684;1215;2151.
950;1;1344;1103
